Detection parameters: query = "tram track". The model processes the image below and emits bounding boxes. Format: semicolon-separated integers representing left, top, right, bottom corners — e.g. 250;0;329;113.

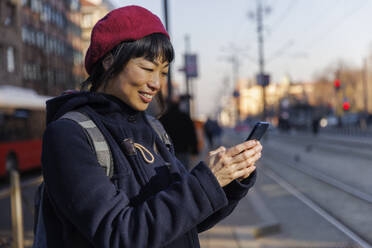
264;133;372;194
261;166;372;248
269;132;372;161
261;147;372;247
264;150;372;204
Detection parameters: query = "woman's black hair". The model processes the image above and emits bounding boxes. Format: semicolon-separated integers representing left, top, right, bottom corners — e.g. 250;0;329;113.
81;33;174;115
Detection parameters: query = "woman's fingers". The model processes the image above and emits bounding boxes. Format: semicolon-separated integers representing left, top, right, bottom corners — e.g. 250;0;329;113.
229;142;262;164
208;146;226;156
228;151;261;174
225;140;257;157
233;165;256;180
208;141;263;186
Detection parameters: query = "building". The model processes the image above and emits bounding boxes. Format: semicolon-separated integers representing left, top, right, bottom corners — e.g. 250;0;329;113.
20;0;84;95
81;0;114;76
0;0;23;87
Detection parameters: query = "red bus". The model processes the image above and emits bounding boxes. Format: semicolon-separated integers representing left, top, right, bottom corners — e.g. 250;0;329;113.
0;85;50;177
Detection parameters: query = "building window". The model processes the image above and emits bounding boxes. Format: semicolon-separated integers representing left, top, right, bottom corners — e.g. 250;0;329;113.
30;29;36;45
7;47;15;73
41;4;51;23
31;0;42;13
4;3;15;26
21;27;28;42
73;51;82;65
21;0;29;7
70;0;80;11
0;46;3;70
36;31;45;48
23;63;42;80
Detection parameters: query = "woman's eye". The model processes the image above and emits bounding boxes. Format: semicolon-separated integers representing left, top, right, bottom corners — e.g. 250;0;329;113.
162;72;169;76
142;67;153;72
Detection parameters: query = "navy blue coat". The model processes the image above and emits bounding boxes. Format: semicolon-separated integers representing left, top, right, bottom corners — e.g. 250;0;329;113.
41;92;256;248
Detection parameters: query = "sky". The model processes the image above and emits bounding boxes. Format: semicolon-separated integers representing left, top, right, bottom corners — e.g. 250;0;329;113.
111;0;372;118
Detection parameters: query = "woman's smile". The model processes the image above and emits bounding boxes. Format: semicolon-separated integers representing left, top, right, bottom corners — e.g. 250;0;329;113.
138;91;154;103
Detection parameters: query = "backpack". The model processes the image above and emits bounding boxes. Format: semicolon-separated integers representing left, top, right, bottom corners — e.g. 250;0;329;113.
32;110;172;247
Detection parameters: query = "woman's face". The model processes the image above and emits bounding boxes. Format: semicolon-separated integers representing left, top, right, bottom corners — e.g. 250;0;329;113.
104;57;169;111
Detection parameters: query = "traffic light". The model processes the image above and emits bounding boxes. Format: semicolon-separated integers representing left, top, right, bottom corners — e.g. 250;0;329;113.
343;101;350;111
334;79;341;90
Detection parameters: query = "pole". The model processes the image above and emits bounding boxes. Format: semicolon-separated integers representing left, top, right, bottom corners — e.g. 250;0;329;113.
232;55;241;122
10;169;24;248
163;0;173;103
184;34;191;116
256;0;266;120
363;58;368;114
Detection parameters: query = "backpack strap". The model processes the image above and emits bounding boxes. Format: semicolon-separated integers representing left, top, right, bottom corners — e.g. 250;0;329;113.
60;111;114;178
145;114;173;154
33;111;113;247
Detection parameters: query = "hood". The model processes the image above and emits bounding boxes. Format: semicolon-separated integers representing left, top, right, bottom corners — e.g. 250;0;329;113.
46;91;138;124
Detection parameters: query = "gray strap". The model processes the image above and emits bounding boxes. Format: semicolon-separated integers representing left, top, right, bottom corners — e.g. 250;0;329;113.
60;111;113;178
145;114;172;149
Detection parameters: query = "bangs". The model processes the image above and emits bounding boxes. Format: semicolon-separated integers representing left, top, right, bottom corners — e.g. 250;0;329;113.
82;33;174;92
132;33;174;63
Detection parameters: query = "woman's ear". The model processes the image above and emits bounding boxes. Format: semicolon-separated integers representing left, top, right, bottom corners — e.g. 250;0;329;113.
102;54;114;71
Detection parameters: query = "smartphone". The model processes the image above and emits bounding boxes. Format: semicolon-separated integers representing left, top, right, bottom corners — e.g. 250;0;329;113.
246;122;269;141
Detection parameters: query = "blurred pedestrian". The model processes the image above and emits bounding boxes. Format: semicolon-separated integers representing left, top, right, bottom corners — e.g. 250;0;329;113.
160;97;199;170
204;117;223;149
312;116;320;136
33;5;263;248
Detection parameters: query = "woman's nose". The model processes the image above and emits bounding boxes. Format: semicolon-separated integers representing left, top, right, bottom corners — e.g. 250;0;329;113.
148;74;161;91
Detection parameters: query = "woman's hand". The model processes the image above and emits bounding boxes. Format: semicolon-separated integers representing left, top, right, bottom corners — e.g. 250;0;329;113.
206;140;263;187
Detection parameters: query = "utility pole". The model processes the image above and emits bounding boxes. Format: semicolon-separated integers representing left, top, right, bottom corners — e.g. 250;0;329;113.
363;58;368;114
231;55;240;89
163;0;172;103
184;34;191;115
256;0;267;120
220;44;249;92
230;54;241;122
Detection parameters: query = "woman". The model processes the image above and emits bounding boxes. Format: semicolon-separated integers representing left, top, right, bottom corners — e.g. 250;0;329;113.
39;5;262;248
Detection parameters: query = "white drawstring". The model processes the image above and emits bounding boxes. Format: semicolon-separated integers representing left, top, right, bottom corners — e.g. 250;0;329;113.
134;143;155;164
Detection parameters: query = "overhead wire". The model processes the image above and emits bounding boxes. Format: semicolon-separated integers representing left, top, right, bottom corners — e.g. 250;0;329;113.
266;0;298;39
233;0;256;43
266;0;348;63
302;0;370;51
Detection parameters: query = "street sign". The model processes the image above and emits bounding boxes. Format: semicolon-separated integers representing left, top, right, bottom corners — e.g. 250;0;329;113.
256;73;270;86
184;54;198;78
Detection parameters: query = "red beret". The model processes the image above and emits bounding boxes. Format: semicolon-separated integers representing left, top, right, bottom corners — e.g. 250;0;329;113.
85;5;170;75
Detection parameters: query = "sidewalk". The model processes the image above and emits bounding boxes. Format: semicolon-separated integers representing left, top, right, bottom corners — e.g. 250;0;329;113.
198;185;280;248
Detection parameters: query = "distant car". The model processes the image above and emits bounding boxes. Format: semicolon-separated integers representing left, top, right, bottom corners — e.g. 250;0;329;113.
320;115;338;128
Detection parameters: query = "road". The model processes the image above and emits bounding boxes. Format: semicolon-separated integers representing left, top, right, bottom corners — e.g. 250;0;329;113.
1;128;372;247
200;128;372;248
